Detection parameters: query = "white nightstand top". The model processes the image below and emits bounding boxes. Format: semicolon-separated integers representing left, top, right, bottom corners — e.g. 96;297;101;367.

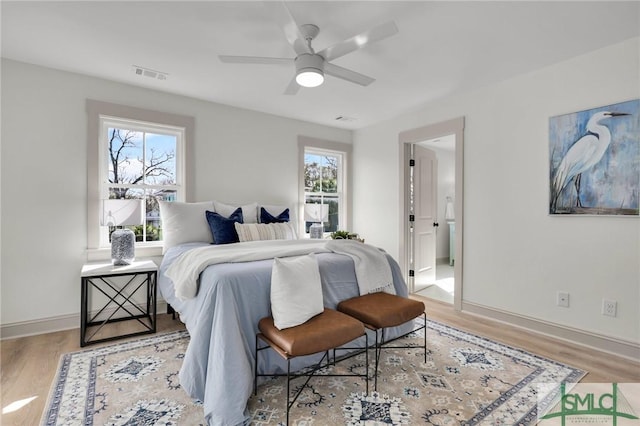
81;259;158;277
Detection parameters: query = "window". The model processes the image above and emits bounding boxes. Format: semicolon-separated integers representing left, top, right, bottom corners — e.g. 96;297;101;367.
298;137;351;237
99;117;184;246
87;100;194;257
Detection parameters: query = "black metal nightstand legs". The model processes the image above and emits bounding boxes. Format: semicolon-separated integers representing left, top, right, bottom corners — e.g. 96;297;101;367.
80;268;157;347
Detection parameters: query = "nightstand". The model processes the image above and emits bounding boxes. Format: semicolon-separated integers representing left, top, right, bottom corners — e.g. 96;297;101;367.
80;259;157;347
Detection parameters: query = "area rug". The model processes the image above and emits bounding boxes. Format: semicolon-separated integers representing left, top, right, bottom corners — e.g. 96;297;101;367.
42;320;585;425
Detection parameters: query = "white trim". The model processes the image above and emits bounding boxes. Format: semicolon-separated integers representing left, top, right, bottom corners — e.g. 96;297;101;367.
86;100;195;251
462;301;640;362
0;301;171;340
6;296;636;361
398;117;465;310
86;245;163;262
98;117;184;247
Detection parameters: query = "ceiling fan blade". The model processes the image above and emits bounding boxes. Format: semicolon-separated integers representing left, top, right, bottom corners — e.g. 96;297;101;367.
218;55;292;65
324;63;375;86
283;77;300;95
263;1;311;55
319;21;398;62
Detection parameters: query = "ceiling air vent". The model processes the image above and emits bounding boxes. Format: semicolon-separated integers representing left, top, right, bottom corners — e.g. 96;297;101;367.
132;65;168;81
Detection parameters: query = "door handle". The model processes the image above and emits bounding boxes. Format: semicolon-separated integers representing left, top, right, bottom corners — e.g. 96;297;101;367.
433;222;439;227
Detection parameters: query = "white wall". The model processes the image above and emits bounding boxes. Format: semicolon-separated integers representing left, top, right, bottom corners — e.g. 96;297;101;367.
0;59;351;327
437;149;455;260
353;37;640;344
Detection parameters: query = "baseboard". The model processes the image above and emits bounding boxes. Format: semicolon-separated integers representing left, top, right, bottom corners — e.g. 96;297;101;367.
5;300;638;362
462;301;640;362
0;301;170;340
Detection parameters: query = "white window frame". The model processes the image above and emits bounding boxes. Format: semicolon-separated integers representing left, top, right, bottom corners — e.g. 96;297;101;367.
87;100;194;260
298;136;352;238
98;116;185;247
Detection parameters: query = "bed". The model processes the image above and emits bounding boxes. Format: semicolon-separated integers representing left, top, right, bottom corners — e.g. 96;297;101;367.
156;201;413;425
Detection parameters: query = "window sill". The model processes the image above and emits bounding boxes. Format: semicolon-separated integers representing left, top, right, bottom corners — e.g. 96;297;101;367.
87;244;163;262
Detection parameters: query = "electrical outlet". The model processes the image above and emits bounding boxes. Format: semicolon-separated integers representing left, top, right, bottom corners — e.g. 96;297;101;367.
557;291;569;307
602;299;617;317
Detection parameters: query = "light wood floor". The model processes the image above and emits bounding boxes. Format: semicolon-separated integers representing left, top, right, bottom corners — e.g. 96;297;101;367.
1;314;186;426
411;295;640;383
2;299;639;425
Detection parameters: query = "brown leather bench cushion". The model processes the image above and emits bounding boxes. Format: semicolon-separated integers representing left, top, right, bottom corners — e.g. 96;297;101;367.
258;308;365;358
337;292;425;329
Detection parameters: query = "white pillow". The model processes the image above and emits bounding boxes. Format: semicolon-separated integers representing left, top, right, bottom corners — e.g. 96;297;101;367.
159;201;214;253
213;200;258;223
271;254;324;330
235;222;297;242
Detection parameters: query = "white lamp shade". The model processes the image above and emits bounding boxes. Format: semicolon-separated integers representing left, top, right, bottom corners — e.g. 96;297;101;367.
101;199;144;226
304;204;329;222
444;196;455;221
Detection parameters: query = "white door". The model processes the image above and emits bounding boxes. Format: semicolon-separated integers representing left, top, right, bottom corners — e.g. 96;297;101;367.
412;145;437;287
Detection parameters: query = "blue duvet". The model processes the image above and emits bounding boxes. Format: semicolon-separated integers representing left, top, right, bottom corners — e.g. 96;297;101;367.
158;242;411;425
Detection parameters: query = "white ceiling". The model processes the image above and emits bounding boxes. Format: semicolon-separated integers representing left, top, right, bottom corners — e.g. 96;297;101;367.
2;1;639;130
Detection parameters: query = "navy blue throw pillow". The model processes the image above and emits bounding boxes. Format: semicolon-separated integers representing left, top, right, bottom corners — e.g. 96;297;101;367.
260;207;289;223
206;208;243;244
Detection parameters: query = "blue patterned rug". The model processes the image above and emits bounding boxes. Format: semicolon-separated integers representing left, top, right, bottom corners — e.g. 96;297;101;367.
42;320;585;425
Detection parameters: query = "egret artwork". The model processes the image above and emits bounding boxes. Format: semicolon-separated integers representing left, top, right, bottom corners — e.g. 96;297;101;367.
549;99;639;215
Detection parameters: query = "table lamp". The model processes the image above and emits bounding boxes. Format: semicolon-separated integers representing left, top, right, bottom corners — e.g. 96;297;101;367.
304;204;329;239
101;199;144;265
444;196;455;222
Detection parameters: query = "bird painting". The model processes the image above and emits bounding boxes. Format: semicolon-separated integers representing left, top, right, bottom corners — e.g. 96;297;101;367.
549;100;638;215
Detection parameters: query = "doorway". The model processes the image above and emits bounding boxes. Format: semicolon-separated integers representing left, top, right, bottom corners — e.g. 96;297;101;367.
398;117;464;310
413;138;456;303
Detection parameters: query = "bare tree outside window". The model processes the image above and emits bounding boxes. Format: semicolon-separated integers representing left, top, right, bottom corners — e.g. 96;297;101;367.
107;127;178;242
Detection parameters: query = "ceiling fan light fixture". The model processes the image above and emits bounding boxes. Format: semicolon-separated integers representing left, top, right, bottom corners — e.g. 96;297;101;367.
295;53;325;88
296;69;324;87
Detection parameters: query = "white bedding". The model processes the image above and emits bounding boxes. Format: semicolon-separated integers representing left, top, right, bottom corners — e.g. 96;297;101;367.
166;239;330;300
325;239;396;295
166;239;395;300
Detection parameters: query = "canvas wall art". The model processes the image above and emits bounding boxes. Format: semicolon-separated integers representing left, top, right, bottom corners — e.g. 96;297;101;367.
549;99;639;216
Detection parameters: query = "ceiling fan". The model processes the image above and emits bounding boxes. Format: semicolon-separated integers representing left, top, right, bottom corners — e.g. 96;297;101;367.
218;2;398;95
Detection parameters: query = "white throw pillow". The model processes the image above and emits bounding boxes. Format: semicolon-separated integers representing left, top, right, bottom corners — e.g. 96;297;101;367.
235;222;297;242
213;200;258;223
271;255;324;330
159;201;214;253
